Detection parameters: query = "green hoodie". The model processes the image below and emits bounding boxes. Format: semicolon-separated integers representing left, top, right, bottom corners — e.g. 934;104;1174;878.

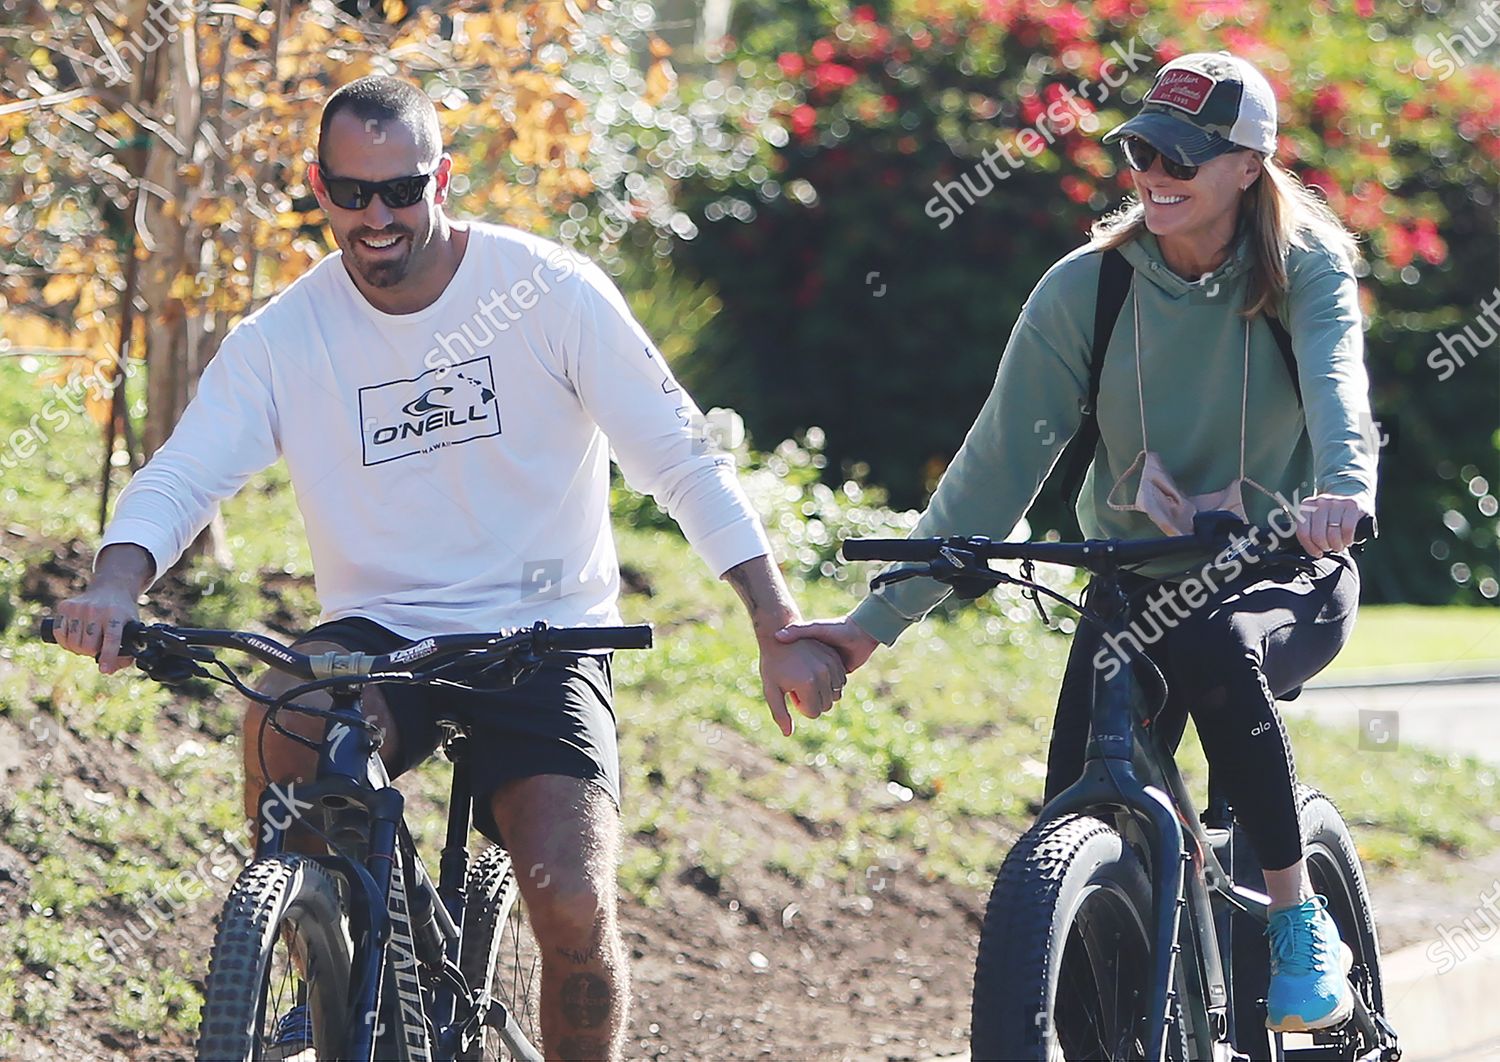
851;229;1378;645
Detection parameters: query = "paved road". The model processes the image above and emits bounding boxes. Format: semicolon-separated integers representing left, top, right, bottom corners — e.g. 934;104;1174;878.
1286;670;1500;763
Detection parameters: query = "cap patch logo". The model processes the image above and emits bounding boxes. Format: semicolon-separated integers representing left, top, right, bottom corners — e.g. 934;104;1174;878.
1146;68;1215;115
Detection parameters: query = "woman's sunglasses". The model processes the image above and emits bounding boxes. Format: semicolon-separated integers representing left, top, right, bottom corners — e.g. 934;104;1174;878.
318;164;434;210
1119;137;1205;181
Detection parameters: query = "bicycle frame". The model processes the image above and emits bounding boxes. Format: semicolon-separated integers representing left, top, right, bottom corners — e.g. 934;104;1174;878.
254;685;541;1062
1037;563;1392;1061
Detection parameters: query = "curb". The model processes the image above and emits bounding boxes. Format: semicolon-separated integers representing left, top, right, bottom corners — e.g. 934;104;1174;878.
1309;662;1500;690
918;934;1500;1062
1381;930;1500;1060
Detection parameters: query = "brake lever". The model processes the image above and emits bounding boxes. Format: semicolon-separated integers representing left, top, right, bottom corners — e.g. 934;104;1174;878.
870;568;928;591
933;549;1005;601
132;642;212;685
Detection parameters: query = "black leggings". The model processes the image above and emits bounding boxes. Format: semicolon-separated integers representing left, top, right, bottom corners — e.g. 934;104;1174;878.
1043;551;1360;871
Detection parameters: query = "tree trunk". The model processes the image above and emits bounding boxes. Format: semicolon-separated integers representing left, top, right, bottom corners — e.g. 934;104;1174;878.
131;0;227;569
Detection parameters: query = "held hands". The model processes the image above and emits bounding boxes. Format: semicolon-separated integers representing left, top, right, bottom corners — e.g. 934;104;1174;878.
774;616;880;676
1291;494;1372;558
757;634;847;737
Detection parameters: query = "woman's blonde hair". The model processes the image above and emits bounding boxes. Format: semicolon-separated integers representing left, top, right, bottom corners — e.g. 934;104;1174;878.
1090;154;1362;318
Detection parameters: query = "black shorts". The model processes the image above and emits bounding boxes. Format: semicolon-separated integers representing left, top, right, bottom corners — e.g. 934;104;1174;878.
299;616;620;844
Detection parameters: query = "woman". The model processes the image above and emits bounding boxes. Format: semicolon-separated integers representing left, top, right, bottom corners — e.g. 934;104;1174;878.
777;52;1377;1033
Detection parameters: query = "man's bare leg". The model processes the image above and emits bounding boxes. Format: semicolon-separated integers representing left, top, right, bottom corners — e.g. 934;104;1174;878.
490;775;626;1062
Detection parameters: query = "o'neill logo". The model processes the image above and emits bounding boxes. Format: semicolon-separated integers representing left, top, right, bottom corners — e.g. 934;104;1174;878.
401;387;453;416
359;356;501;466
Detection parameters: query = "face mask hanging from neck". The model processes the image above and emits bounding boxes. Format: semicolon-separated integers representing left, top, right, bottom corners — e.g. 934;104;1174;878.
1104;290;1289;537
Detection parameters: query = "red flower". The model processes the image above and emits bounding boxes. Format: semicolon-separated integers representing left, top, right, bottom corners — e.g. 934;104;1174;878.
1311;86;1346;120
1355;0;1375;15
981;0;1017;26
1061;175;1092;204
1383;224;1413;269
852;4;877;23
1412;218;1448;265
813;63;859;91
778;53;805;78
1040;3;1091;45
882;94;900;113
812;39;835;62
791;104;817;140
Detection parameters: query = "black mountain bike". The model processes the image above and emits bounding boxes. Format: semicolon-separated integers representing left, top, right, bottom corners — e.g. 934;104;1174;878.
40;616;652;1061
843;512;1401;1062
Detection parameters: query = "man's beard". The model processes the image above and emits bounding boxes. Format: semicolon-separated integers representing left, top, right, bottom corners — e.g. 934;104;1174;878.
356;254;409;288
347;226;417;288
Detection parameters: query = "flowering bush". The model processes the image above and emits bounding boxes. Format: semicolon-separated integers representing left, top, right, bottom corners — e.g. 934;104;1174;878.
664;0;1499;603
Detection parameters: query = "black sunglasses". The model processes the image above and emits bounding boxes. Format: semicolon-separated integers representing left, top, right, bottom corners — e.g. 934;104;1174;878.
1120;137;1205;181
317;164;435;210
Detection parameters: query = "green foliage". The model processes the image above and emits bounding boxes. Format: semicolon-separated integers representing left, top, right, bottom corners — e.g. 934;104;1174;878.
667;0;1500;603
613;425;921;585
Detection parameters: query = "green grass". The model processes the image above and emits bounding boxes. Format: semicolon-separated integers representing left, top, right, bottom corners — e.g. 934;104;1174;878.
1;355;1498;1044
1330;604;1500;672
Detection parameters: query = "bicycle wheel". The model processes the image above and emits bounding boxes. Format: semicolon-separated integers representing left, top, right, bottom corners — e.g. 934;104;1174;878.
1228;785;1387;1060
1298;784;1386;1038
197;854;352;1061
457;844;543;1061
971;814;1187;1061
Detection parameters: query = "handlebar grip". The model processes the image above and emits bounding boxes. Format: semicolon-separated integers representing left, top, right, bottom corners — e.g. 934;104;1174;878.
543;625;654;651
1353;514;1377;543
841;538;942;562
36;617;56;643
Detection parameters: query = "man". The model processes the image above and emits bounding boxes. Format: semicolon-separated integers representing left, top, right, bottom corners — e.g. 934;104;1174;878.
55;75;845;1060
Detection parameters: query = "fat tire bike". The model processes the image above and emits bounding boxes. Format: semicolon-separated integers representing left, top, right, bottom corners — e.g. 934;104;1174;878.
40;616;651;1061
844;511;1400;1062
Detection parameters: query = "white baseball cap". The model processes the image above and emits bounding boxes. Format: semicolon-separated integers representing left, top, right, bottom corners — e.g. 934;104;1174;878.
1102;52;1278;164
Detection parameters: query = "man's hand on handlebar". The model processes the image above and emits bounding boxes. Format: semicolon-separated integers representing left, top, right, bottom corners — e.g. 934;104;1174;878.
55;586;140;676
54;544;154;675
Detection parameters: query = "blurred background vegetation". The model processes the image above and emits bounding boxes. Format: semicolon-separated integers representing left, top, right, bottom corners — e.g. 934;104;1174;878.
4;0;1497;603
2;0;1499;1051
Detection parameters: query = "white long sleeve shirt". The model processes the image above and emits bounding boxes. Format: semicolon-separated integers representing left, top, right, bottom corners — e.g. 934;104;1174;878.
102;222;771;638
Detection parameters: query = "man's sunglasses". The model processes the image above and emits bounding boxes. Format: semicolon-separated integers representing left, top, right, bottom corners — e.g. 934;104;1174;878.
1119;137;1206;181
317;164;435;210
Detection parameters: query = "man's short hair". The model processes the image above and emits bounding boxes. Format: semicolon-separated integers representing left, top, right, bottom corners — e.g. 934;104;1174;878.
319;75;442;166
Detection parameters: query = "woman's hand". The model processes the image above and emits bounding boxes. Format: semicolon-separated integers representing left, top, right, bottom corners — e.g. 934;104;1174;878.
774;616;881;674
1292;493;1371;558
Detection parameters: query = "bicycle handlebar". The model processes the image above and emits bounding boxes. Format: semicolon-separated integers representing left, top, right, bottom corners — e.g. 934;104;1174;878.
35;618;653;681
842;512;1376;570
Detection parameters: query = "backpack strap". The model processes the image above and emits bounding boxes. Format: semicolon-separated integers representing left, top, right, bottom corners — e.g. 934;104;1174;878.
1046;249;1301;516
1264;314;1302;406
1053;247;1132;507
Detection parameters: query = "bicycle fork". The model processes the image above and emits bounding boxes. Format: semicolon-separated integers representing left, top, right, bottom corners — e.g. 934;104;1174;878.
1041;657;1192;1060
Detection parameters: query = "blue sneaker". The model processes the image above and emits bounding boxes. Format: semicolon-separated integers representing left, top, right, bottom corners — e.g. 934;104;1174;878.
1266;896;1354;1032
266;1001;315;1060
